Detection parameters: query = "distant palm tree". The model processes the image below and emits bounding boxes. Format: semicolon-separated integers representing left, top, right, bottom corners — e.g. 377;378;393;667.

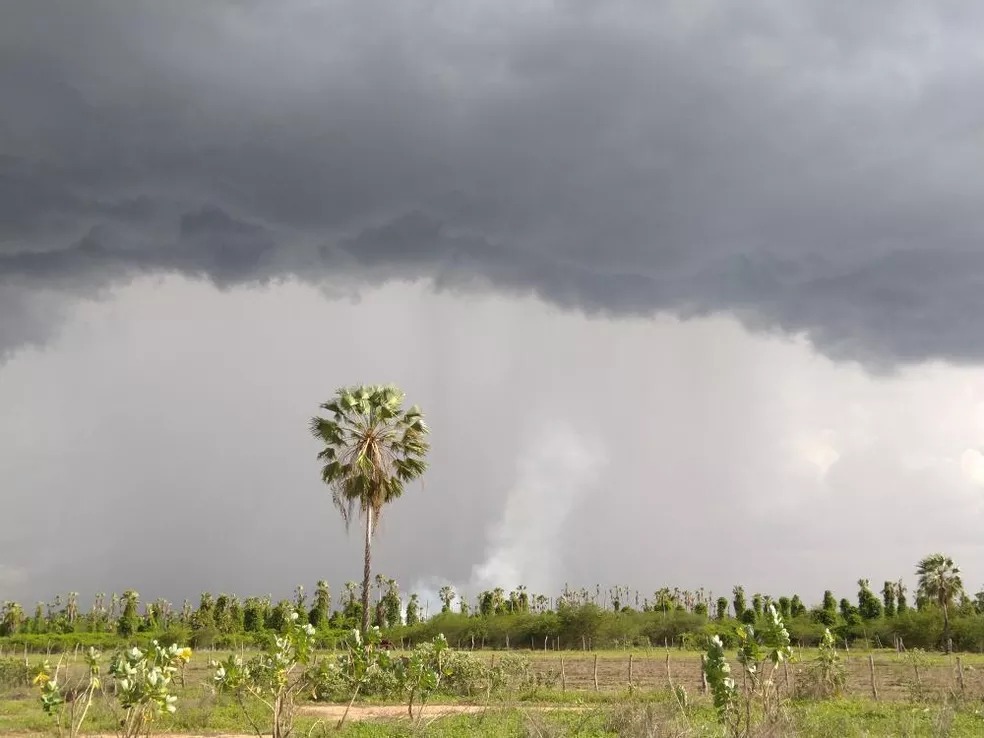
895;579;908;613
310;384;429;634
916;553;964;654
439;585;456;613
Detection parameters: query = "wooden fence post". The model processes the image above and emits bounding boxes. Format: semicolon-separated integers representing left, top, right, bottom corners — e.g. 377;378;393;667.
957;656;965;693
593;653;599;691
561;656;567;692
868;654;878;700
700;654;708;694
628;653;634;687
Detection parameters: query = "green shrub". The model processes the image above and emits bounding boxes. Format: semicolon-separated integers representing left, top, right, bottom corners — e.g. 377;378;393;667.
0;657;31;689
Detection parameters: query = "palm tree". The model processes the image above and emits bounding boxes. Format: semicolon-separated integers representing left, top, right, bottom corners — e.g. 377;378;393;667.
310;384;429;634
439;585;456;613
916;553;964;653
895;579;908;613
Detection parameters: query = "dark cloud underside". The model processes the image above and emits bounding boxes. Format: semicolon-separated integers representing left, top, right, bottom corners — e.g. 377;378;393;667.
2;1;984;364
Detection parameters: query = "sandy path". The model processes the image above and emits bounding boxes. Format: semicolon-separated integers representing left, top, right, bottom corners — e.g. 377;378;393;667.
0;704;580;735
300;703;489;721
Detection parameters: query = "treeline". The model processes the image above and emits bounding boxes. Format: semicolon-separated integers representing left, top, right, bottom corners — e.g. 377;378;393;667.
5;573;984;653
398;601;984;654
0;580;389;651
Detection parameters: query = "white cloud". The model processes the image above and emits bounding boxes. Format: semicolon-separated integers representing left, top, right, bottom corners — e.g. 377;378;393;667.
961;449;984;487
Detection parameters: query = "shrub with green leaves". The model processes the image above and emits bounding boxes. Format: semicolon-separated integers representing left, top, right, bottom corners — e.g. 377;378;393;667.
34;648;102;738
798;628;845;699
705;635;740;734
440;649;491;697
0;657;32;689
704;603;792;738
214;611;315;738
394;633;454;721
307;626;399;706
109;641;193;737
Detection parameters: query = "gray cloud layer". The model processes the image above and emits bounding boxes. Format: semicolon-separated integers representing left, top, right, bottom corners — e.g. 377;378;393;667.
6;277;984;606
3;1;984;364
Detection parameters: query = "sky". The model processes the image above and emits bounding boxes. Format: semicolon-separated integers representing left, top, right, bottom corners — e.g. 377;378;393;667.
2;1;984;610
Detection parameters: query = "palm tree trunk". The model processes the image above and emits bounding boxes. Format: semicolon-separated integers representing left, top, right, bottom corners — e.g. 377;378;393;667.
943;602;951;654
361;507;373;634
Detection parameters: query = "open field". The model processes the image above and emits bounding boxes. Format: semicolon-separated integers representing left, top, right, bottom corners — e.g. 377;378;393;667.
6;646;984;736
8;646;983;700
6;690;984;737
506;648;984;701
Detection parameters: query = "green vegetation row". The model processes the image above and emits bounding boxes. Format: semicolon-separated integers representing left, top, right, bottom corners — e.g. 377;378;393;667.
1;555;977;654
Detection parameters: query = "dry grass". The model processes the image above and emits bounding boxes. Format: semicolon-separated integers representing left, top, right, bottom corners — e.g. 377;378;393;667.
503;650;974;702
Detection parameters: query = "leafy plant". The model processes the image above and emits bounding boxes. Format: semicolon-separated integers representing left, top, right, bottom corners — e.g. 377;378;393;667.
0;657;31;689
395;633;453;722
108;640;193;737
857;579;883;621
34;648;102;738
705;635;741;736
902;648;933;703
330;626;393;728
213;611;314;738
704;603;792;738
798;628;845;699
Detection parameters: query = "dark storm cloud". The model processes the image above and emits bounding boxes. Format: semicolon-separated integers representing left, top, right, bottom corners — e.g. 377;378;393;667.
2;0;984;363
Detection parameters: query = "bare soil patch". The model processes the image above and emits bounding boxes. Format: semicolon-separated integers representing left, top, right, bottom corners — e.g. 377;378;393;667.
300;703;488;721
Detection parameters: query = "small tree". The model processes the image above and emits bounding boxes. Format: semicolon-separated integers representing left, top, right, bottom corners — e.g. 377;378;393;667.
117;590;140;636
916;553;963;654
882;581;896;618
716;597;729;620
857;579;883;621
406;594;421;626
895;579;909;614
1;601;24;636
839;598;860;626
309;581;331;629
109;641;193;737
777;597;791;620
383;579;402;627
790;595;805;617
732;586;747;622
193;592;215;630
751;594;763;619
329;627;393;729
396;634;454;723
798;628;845;699
34;648;102;738
704;604;792;738
214;612;315;738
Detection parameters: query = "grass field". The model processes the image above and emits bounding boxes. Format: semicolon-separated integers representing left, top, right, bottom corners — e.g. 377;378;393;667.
4;646;984;736
506;647;984;701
